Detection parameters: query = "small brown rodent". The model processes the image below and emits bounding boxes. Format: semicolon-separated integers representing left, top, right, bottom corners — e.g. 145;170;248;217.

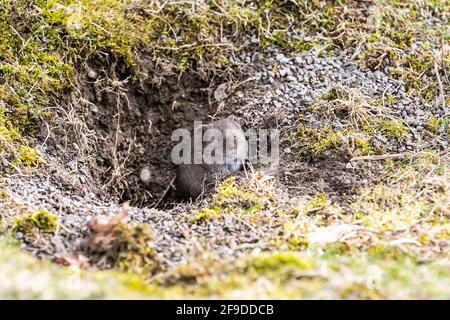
175;116;247;199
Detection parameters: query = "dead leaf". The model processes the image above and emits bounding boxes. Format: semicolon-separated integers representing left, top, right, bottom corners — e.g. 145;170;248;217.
87;202;129;252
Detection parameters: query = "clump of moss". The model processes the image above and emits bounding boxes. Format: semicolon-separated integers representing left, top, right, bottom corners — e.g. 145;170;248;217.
191;207;222;223
88;217;161;276
427;115;441;135
374;119;407;139
359;1;448;101
0;236;167;299
323;242;352;257
113;223;161;275
287;236;310;251
12;209;58;236
368;244;412;262
340;282;383;299
13;146;44;167
290;125;377;158
246;252;314;273
198;176;266;219
426;115;449;136
307;193;330;211
290;126;341;156
290;84;413;158
0;189;8;199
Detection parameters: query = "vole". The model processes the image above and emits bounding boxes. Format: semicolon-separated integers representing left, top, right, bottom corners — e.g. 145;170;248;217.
175;115;248;200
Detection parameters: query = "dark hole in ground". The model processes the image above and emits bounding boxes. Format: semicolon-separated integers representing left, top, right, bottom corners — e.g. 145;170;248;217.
41;60;382;211
73;65;218;208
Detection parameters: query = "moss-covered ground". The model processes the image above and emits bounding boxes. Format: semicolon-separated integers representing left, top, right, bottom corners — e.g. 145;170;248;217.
0;0;448;299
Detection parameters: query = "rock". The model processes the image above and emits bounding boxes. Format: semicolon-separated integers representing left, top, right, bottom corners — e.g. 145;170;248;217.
89;103;99;113
87;69;97;80
378;135;388;144
294;56;303;65
139;166;152;185
286;75;297;82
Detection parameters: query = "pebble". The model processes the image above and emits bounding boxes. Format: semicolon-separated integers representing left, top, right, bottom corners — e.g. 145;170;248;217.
87;69;97;80
139;166;152;185
243;47;447;156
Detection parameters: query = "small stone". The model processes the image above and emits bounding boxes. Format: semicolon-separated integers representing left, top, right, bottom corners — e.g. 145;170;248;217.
139;166;151;184
15;232;24;240
378;135;388;144
68;160;77;171
273;100;282;109
276;53;285;62
87;69;97;80
89;103;99;113
334;122;344;131
286;75;297;82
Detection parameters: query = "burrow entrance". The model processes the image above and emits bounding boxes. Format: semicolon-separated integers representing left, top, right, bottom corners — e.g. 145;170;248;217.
45;58;380;210
76;71;216;208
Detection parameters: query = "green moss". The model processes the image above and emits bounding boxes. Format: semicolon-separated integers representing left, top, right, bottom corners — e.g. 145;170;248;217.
323;242;351;257
287;236;309;251
13;146;44;167
290;124;378;157
0;236;163;299
12;209;58;235
340;282;383;299
368;244;412;262
205;176;266;214
114;223;161;275
90;222;161;276
426;115;449;135
0;189;8;199
307;193;329;211
375;119;407;139
246;252;315;273
293;126;341;156
427;115;441;135
192;207;222;222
